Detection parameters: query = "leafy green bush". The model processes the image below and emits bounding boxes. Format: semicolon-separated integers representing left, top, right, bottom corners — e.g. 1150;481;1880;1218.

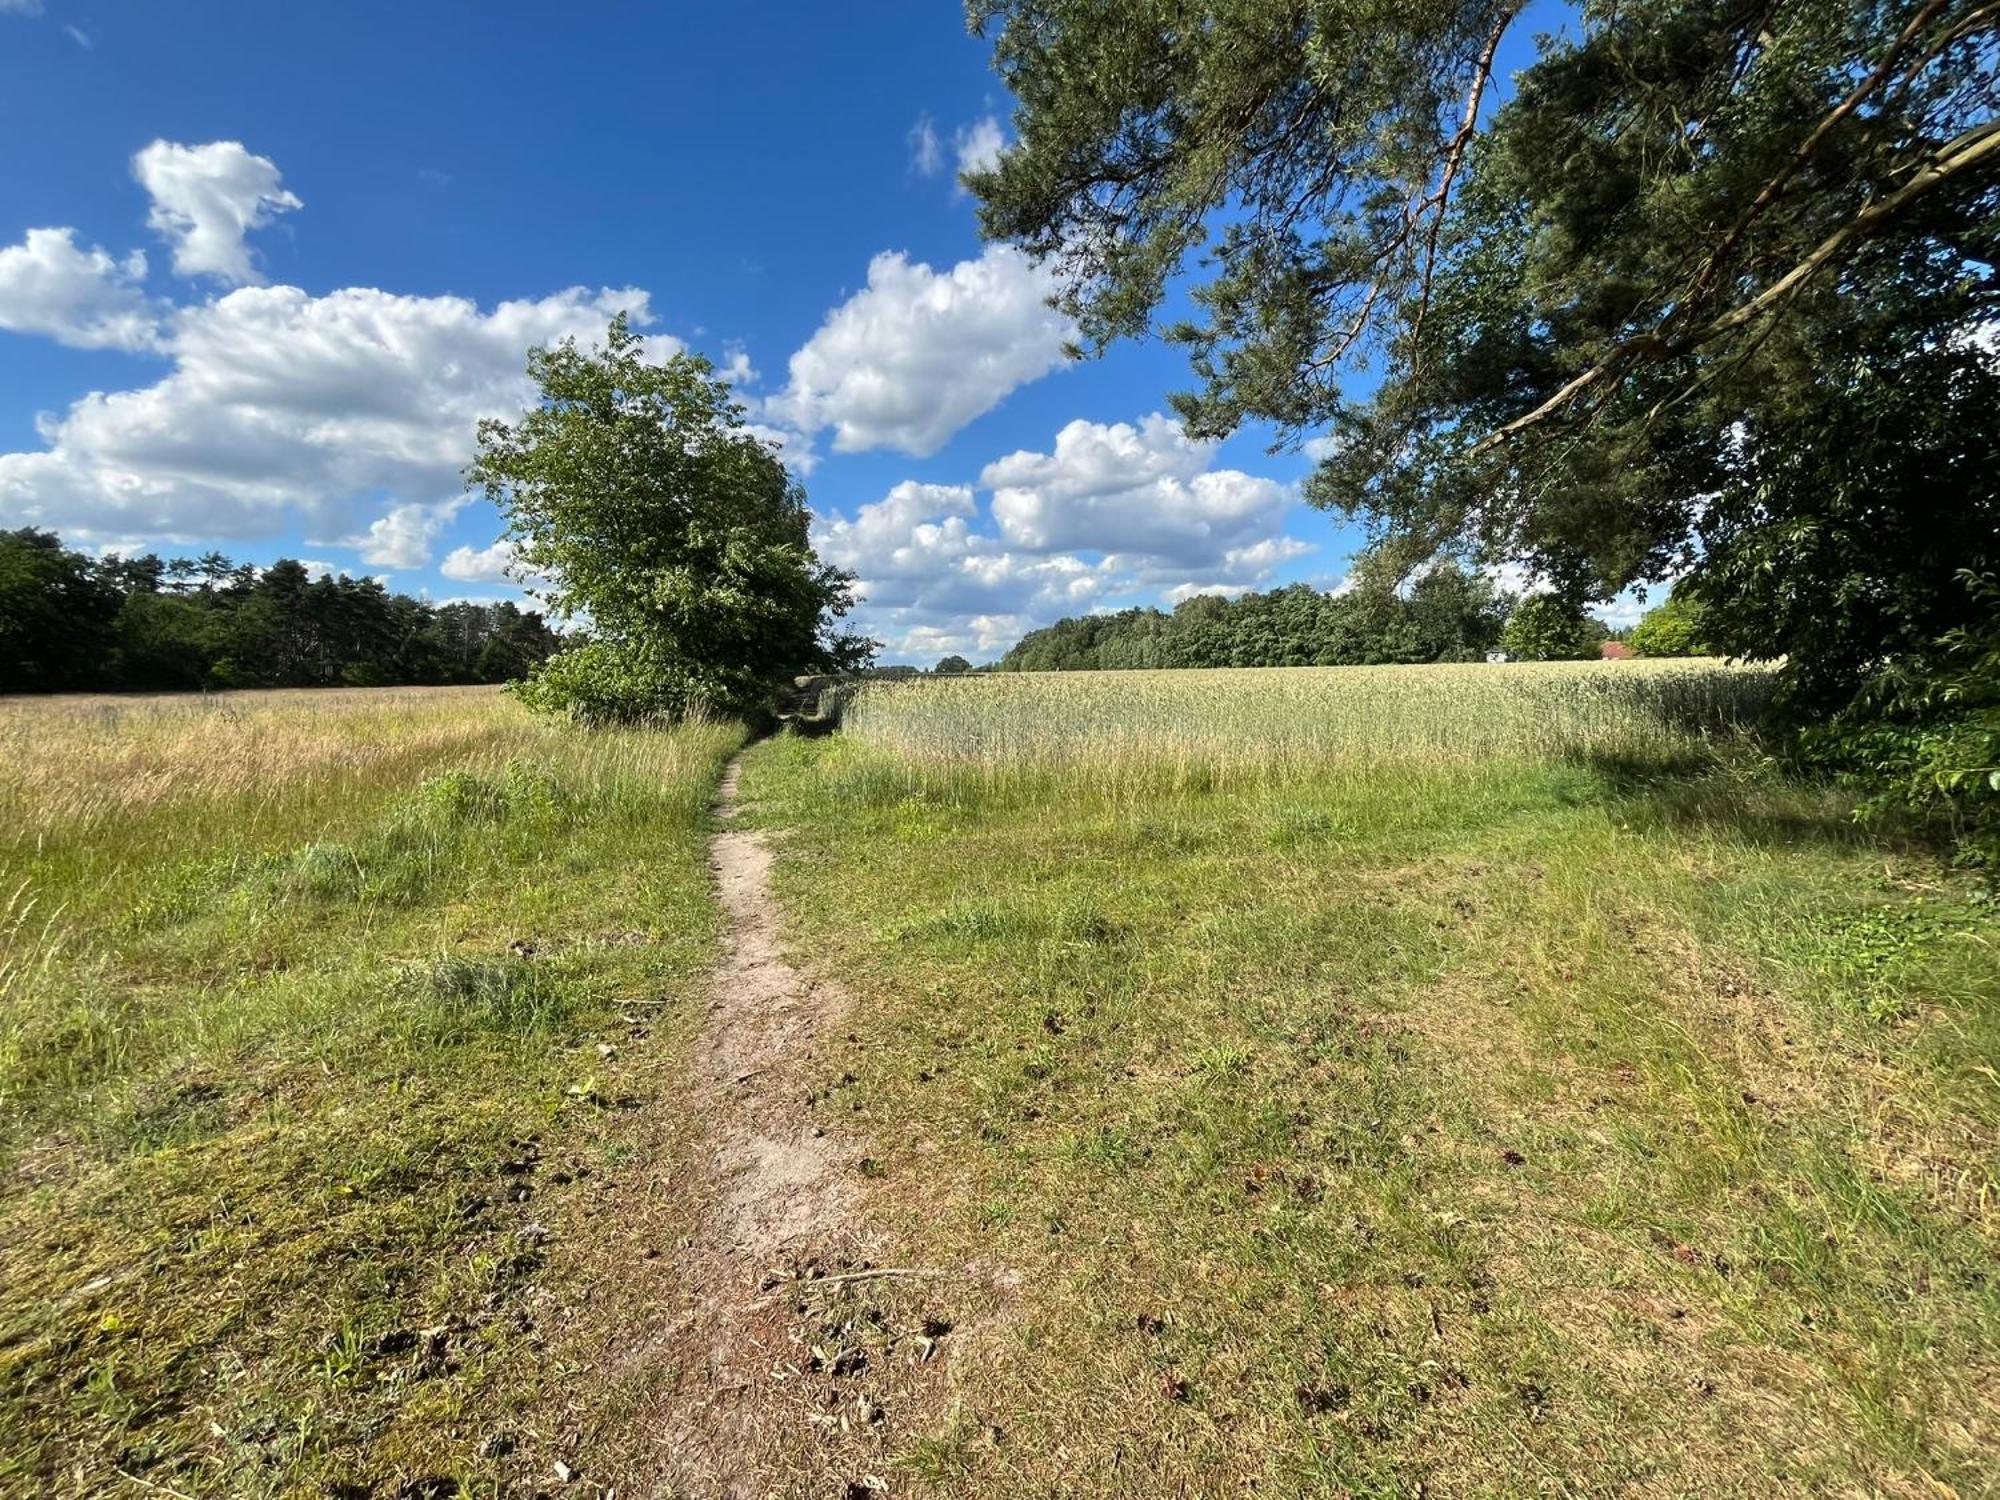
1801;573;2000;870
513;637;722;726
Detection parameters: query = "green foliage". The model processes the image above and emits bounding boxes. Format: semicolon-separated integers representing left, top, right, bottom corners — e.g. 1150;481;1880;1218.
0;528;122;689
1801;573;2000;868
1501;595;1606;662
1629;593;1713;658
968;0;1999;710
1000;565;1509;671
470;316;870;724
934;654;975;675
0;527;560;693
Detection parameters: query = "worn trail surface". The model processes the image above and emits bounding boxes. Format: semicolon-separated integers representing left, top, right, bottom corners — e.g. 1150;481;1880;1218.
596;751;953;1499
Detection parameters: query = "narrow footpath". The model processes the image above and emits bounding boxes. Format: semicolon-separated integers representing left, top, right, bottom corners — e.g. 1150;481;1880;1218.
618;750;954;1499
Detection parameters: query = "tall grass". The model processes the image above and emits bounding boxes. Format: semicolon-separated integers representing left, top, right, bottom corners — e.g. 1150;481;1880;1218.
840;658;1778;801
0;687;743;1496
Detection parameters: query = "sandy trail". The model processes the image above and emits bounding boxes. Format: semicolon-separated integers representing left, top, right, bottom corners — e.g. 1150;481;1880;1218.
619;750;955;1500
537;748;968;1499
700;757;857;1263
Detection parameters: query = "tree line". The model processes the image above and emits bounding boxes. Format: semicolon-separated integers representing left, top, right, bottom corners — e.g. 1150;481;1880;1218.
0;528;562;694
993;564;1655;673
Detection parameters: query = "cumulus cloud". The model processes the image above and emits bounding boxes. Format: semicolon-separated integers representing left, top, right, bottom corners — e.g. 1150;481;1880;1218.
954;116;1006;179
0;228;160;351
817;416;1312;662
0;283;668;548
984;413;1294;564
133;139;303;284
350;500;462;569
440;538;523;583
771;245;1072;457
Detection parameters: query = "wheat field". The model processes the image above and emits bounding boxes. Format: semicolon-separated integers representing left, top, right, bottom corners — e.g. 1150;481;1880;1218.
839;658;1779;799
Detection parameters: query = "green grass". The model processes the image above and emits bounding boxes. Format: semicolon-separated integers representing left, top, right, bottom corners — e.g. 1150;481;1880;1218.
0;688;743;1497
739;663;2000;1498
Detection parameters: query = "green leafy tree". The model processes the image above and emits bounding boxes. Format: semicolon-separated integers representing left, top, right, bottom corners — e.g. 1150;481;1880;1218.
996;564;1508;671
967;0;2000;708
0;529;556;695
0;529;122;691
1630;594;1714;658
469;317;870;723
934;654;975;675
113;591;219;689
1501;596;1606;662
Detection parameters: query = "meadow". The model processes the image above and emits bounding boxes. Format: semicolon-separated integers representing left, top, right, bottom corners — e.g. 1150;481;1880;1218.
0;688;743;1496
741;660;2000;1497
3;665;1996;1498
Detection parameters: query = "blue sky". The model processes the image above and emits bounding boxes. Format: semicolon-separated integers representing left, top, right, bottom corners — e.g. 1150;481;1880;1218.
0;2;1577;662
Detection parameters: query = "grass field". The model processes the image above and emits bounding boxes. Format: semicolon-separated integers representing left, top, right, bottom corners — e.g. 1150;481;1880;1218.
0;688;743;1496
742;660;2000;1497
4;665;1996;1497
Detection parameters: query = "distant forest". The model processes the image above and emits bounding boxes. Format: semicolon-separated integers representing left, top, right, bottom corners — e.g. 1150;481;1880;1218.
999;564;1535;672
1;528;561;694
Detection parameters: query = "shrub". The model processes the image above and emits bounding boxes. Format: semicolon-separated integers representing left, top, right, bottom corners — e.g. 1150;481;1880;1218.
1801;573;2000;870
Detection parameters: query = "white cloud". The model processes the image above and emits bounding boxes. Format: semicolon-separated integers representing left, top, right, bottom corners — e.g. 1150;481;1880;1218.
909;115;943;176
817;418;1312;663
440;538;522;583
954;116;1006;179
0;228;160;351
0;283;667;549
0;0;45;15
351;499;461;568
64;23;91;47
133;140;303;285
770;245;1072;457
984;413;1294;564
1486;560;1550;598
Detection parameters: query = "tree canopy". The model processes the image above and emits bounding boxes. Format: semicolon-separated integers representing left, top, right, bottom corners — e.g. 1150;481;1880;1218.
469;317;871;723
1629;593;1715;658
0;529;560;694
968;0;1999;706
1500;595;1607;662
998;562;1514;671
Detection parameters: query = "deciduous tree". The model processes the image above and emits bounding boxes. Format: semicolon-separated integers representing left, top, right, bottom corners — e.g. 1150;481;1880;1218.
470;317;871;723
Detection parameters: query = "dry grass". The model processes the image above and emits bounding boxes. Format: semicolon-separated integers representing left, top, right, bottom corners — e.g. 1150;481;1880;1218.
844;658;1778;796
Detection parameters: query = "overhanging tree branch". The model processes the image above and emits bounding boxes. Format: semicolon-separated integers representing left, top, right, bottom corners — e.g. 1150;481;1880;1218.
1474;115;2000;452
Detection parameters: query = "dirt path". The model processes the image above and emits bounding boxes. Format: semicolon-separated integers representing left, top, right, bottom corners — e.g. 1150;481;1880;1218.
595;750;951;1499
699;755;857;1268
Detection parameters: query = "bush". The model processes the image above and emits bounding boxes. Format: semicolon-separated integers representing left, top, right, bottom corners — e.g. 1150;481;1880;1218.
511;639;713;725
1801;573;2000;871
